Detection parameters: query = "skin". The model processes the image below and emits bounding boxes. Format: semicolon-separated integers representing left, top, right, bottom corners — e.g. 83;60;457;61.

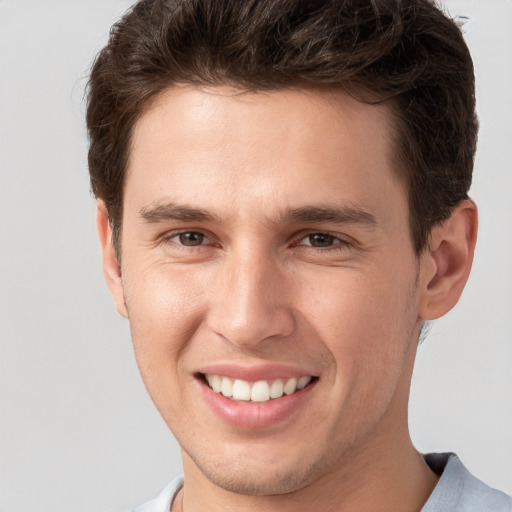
98;86;477;512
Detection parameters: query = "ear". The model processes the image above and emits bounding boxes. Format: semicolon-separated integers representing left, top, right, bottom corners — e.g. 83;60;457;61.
418;199;478;320
96;201;128;318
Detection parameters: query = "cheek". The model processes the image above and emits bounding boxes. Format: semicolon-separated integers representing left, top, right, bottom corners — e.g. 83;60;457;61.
300;262;418;388
121;262;209;384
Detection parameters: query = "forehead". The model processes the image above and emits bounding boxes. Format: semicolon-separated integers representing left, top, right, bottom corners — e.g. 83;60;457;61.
131;85;394;163
126;86;406;224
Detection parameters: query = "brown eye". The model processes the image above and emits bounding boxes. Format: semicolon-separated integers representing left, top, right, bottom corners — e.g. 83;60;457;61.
306;233;337;247
177;232;205;246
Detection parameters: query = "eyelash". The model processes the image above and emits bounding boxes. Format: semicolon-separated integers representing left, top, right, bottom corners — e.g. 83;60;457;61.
161;230;351;252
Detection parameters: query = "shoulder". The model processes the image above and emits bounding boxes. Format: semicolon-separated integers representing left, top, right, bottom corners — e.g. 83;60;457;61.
422;453;512;512
132;476;183;512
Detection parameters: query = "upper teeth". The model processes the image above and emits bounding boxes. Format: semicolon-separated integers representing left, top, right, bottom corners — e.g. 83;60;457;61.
205;375;312;402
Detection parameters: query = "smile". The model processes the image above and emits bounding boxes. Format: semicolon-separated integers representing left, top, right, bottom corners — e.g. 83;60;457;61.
204;374;314;403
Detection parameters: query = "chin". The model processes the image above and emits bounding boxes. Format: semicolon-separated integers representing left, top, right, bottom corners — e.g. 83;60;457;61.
185;446;330;496
200;465;315;496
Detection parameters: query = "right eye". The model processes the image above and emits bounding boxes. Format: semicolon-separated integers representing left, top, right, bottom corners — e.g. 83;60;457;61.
168;231;209;246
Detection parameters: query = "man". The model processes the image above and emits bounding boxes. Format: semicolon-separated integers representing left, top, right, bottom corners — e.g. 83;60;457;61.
86;1;511;511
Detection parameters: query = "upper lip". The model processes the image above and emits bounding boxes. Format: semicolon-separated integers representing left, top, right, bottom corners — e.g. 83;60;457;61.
197;363;317;382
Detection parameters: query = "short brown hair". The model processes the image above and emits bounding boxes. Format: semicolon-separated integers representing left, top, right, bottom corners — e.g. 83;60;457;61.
87;0;478;254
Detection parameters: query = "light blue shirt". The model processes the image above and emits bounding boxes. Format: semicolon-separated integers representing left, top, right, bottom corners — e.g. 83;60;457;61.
133;453;512;512
422;453;511;511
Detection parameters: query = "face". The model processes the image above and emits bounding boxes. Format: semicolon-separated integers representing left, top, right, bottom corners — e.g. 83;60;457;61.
109;86;427;495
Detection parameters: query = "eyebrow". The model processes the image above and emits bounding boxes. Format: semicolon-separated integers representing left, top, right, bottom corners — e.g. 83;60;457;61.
140;201;378;228
140;202;217;223
280;205;378;227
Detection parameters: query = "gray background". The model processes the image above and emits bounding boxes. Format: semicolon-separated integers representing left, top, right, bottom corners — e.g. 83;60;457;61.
0;0;510;510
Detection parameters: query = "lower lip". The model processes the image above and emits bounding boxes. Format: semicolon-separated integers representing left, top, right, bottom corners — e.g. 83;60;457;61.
198;378;316;428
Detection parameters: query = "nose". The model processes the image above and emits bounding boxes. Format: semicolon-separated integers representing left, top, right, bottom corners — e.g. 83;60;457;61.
206;248;296;349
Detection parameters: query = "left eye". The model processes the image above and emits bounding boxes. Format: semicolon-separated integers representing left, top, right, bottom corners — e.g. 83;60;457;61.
300;233;343;248
171;232;208;246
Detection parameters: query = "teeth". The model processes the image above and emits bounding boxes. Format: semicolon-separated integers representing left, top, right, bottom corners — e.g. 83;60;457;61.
283;377;297;395
251;380;270;402
269;379;284;399
205;374;313;403
210;375;222;393
221;377;233;397
232;379;251;401
297;376;311;390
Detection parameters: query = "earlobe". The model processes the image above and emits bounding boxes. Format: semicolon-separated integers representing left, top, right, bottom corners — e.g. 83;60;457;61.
418;200;478;320
96;201;128;318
